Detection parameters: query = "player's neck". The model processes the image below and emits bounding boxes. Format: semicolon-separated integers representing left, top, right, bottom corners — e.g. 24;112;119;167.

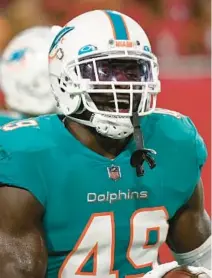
65;118;131;159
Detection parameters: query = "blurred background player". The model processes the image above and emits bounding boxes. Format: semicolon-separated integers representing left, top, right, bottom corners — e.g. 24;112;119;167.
0;26;56;125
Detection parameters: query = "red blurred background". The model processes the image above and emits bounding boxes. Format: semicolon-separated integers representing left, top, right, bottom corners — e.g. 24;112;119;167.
0;0;211;263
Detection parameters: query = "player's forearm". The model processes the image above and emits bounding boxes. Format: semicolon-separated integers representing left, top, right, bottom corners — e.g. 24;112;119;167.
0;232;47;278
0;254;47;278
0;253;47;278
1;263;39;278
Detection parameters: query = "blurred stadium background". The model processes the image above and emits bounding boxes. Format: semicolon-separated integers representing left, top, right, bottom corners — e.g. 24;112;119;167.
0;0;210;262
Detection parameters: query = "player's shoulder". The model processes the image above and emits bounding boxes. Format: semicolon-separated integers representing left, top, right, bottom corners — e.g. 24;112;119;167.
149;108;197;142
0;114;58;153
147;108;207;166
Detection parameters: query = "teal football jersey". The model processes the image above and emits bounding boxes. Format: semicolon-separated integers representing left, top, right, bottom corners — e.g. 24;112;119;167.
0;109;207;278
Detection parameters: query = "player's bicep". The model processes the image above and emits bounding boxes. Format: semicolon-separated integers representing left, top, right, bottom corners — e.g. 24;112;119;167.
167;179;211;253
0;186;47;278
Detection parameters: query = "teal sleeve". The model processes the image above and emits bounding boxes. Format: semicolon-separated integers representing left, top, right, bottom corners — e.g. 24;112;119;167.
0;149;47;207
184;117;208;202
195;130;208;169
187;117;208;169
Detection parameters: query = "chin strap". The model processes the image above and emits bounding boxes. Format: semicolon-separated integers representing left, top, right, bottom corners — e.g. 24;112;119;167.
130;112;156;177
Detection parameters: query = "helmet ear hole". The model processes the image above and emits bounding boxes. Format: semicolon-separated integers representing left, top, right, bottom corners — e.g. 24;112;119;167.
58;94;82;115
56;77;82;114
58;78;66;93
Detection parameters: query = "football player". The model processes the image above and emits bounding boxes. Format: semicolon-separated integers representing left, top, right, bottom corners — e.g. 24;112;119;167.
0;10;211;278
0;26;56;125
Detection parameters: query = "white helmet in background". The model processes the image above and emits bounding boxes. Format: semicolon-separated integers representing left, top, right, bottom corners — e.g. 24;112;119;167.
0;26;56;115
49;10;161;139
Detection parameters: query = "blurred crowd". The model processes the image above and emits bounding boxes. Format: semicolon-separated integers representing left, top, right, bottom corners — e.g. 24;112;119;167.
0;0;210;56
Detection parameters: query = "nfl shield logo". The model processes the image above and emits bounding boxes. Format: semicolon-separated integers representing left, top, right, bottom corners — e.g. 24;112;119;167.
107;165;121;181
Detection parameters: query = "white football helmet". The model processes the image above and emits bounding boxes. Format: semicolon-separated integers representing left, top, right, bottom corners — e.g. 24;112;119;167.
49;10;161;139
0;26;56;115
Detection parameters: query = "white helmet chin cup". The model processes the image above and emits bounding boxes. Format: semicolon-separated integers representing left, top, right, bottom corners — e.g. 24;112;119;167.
91;114;134;139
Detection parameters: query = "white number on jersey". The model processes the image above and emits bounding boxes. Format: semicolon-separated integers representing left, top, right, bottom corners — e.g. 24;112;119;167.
1;119;38;131
59;207;169;278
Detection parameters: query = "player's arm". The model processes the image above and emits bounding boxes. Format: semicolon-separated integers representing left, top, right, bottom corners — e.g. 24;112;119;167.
0;185;47;278
167;179;211;268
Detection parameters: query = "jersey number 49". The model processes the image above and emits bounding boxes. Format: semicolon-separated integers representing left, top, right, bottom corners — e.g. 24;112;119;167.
59;207;169;278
